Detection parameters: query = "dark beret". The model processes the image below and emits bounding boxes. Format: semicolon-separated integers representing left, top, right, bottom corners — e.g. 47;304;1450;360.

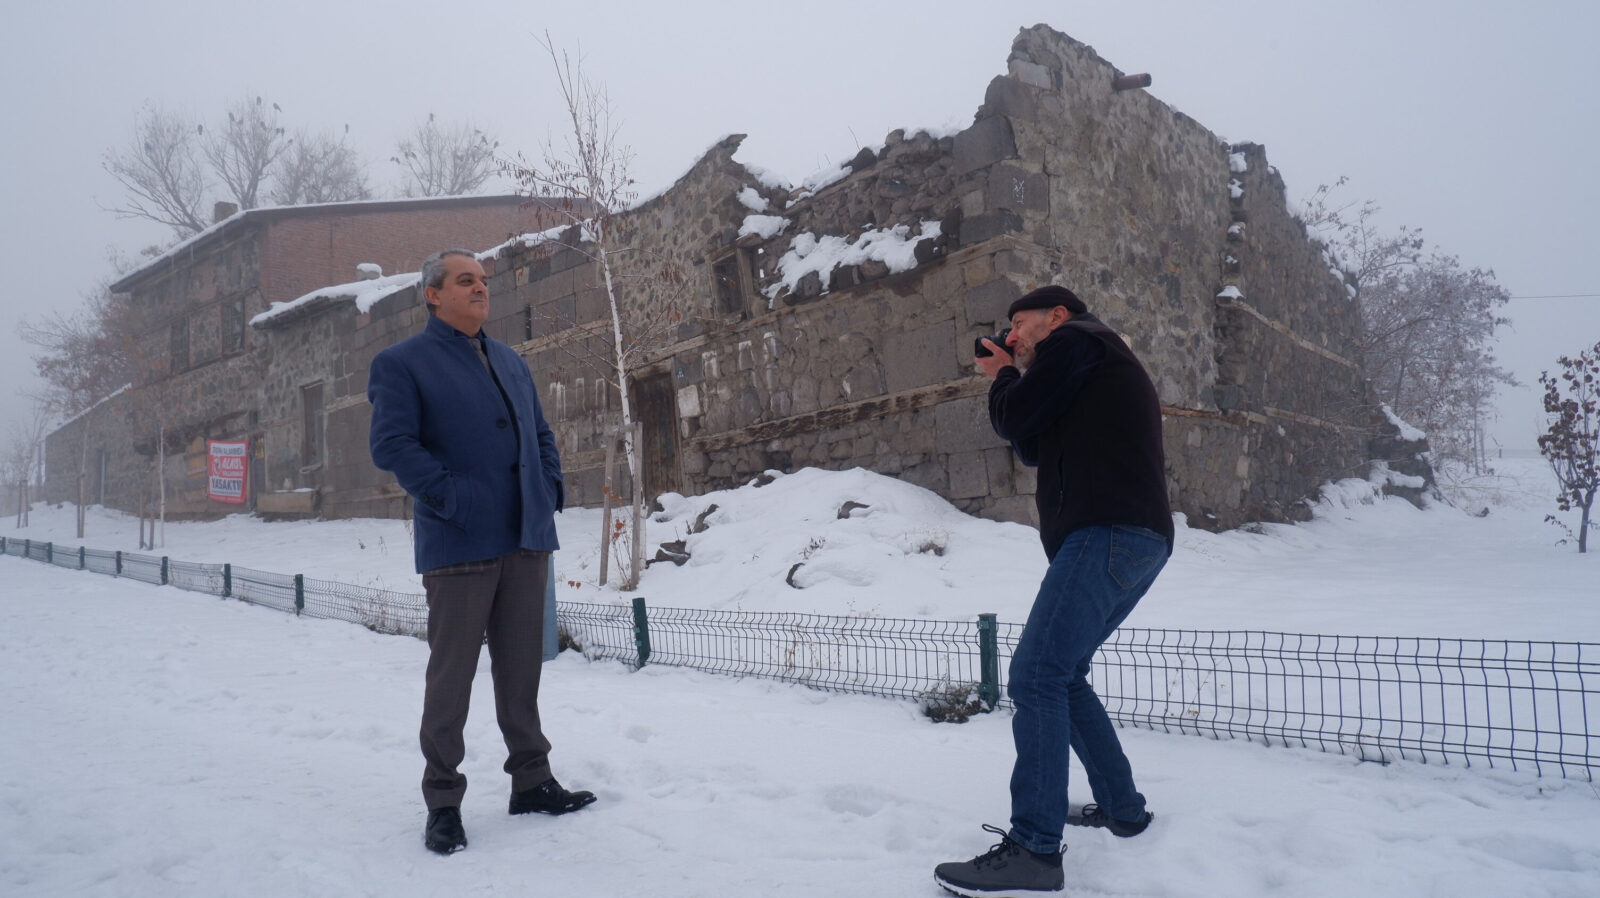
1007;285;1087;318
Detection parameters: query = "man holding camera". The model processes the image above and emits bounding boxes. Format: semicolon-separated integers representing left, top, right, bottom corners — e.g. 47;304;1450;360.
368;249;595;856
935;285;1174;896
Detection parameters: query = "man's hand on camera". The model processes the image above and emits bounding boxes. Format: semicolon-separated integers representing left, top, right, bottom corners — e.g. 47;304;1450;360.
976;339;1013;379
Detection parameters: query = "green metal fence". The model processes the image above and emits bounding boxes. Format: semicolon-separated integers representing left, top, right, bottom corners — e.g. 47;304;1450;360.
3;534;1596;780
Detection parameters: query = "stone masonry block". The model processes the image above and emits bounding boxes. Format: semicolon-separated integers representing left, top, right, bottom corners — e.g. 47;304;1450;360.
983;495;1039;529
963;278;1021;327
982;75;1039;121
934;395;1003;455
962;254;997;288
984;446;1016;496
961;210;1025;245
882;320;957;394
986;165;1050;214
952;116;1017;175
575;287;609;324
1009;59;1053;90
947;450;990;499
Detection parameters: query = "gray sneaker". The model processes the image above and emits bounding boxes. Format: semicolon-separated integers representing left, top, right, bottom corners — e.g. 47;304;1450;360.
934;824;1064;896
1066;804;1152;837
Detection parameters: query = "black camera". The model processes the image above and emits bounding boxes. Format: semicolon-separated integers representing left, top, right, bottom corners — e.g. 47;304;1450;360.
973;328;1012;358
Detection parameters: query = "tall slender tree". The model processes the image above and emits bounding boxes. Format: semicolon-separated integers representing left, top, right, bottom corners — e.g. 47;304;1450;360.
1538;342;1600;553
505;34;689;590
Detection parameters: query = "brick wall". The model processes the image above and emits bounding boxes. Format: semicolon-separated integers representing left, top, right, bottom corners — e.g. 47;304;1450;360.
256;199;553;307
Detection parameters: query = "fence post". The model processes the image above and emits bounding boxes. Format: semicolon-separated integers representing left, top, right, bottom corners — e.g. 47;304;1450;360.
46;542;53;564
78;546;86;570
160;556;169;585
978;613;1000;709
223;564;232;598
0;536;6;554
294;574;305;615
115;550;122;576
631;597;652;667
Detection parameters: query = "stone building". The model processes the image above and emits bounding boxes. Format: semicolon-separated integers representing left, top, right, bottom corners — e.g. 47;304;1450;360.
54;24;1426;534
43;195;567;517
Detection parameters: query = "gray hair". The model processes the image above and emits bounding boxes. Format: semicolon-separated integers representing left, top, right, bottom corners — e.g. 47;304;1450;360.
418;249;476;313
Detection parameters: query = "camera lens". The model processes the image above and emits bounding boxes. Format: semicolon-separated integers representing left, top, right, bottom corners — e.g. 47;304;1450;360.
974;328;1012;358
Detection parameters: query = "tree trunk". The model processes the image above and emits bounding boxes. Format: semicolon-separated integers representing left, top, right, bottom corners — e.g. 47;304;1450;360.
1581;488;1594;554
598;431;616;587
597;228;645;591
76;417;88;539
157;419;167;548
138;477;150;551
630;419;645;590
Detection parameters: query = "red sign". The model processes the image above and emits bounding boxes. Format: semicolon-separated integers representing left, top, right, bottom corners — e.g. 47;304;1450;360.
207;440;249;504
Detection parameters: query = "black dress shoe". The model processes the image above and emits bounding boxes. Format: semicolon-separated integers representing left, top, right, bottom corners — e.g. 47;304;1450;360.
424;806;467;854
509;778;597;815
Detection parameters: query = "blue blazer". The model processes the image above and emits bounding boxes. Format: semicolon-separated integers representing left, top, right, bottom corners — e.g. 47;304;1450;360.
368;313;563;573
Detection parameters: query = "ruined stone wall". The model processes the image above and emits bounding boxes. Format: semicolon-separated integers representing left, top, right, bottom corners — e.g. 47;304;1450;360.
200;24;1407;537
493;24;1392;532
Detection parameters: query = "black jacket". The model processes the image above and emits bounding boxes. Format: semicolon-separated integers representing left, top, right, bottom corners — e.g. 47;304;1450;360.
989;314;1173;559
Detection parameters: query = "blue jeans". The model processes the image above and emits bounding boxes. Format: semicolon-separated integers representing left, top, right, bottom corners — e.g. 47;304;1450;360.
1007;524;1169;854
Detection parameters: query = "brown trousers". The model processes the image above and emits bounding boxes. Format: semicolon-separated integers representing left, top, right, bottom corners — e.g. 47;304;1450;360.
419;549;553;810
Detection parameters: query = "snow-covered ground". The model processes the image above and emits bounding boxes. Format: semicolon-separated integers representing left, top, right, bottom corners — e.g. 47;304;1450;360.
6;455;1595;638
2;456;1597;896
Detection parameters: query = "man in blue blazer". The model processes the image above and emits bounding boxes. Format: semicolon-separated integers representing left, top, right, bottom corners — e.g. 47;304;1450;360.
369;249;595;856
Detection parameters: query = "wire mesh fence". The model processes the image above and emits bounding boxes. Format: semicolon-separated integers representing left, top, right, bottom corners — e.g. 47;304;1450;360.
169;559;227;596
563;603;989;703
120;552;165;586
301;575;429;637
1086;629;1596;780
83;548;119;576
2;535;1595;780
231;566;300;615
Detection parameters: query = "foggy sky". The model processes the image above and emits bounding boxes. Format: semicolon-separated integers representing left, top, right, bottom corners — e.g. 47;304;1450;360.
3;0;1594;458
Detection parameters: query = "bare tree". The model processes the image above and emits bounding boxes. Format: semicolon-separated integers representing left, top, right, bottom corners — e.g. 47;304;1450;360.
17;287;134;538
269;126;372;205
506;35;690;590
3;405;49;527
203;95;291;210
1304;185;1515;469
394;114;500;197
96;288;176;547
1538;342;1600;553
103;104;210;237
107;98;374;239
